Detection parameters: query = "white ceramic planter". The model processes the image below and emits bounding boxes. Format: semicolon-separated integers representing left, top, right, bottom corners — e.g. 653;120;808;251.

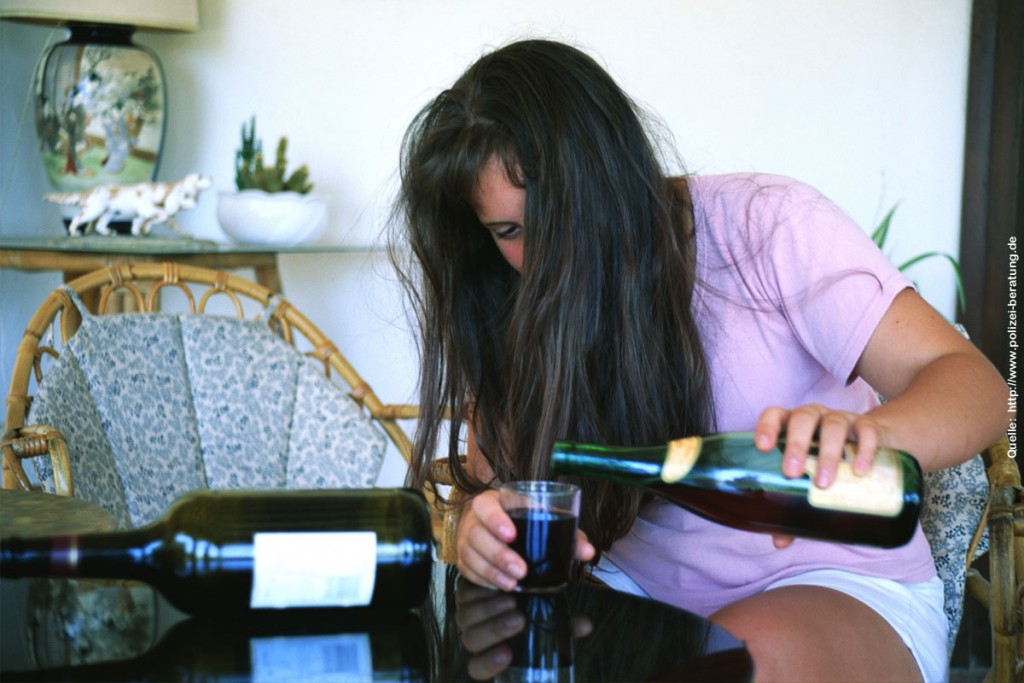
217;190;327;246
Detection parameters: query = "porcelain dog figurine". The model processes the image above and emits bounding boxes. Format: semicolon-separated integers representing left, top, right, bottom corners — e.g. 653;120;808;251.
44;173;213;236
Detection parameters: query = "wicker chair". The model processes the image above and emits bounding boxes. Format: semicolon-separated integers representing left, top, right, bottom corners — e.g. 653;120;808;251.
0;263;443;539
964;434;1023;683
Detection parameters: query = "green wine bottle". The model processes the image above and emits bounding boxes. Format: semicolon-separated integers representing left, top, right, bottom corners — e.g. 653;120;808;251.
0;488;434;614
550;432;922;548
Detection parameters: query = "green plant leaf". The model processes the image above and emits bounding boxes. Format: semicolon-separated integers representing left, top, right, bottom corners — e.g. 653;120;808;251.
871;204;898;250
896;251;967;312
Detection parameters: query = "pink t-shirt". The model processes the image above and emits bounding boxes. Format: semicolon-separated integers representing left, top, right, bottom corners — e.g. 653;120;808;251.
605;173;937;617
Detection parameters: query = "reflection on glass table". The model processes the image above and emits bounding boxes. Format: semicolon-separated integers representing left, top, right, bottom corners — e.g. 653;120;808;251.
1;562;752;682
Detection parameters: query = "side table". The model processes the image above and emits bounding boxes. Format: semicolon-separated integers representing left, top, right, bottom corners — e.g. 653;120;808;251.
3;236;308;293
0;236;377;309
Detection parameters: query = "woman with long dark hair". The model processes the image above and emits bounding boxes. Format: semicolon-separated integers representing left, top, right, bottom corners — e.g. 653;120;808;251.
392;39;1009;681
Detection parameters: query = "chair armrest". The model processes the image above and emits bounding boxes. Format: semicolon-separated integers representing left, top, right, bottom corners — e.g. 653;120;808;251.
374;404;421;420
430;454;467;485
968;434;1023;683
430;456;468;564
1;425;74;496
986;436;1023;682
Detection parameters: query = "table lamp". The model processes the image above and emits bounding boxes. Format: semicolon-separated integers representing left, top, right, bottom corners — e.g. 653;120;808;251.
0;0;198;201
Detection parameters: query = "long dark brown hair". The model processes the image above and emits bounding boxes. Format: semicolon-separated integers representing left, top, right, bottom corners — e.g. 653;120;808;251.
391;39;714;556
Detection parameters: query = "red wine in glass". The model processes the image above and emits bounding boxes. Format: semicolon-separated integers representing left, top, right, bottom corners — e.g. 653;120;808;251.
508;507;576;591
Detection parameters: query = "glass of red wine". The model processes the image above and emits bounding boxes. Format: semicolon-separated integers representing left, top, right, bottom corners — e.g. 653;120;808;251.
499;481;580;592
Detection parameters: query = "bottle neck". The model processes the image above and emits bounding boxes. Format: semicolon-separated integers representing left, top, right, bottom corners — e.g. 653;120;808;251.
551;441;668;482
1;528;153;580
551;434;788;486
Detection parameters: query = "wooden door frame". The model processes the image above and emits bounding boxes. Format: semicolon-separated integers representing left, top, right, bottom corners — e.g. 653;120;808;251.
958;0;1023;390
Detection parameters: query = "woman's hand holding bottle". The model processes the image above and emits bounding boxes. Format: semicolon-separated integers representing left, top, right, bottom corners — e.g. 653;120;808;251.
755;404;890;488
755;403;891;549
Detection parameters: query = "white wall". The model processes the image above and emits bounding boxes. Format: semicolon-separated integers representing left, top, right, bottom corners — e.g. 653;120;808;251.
0;0;972;484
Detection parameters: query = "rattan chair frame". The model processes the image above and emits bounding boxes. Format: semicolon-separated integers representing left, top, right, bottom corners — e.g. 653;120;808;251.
2;262;421;499
965;434;1023;682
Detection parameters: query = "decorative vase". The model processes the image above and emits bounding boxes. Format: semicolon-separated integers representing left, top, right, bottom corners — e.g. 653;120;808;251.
34;23;166;195
216;191;328;246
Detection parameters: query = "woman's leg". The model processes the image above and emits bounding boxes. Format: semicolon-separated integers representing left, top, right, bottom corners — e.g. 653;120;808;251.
710;585;922;683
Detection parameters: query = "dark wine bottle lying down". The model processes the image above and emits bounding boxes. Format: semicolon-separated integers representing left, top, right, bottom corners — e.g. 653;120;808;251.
551;432;922;548
0;488;435;615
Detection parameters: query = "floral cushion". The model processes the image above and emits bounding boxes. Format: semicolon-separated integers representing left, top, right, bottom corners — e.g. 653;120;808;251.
181;316;297;491
285;357;388;489
29;292;386;528
921;454;989;655
30;349;134;528
69;313;207;528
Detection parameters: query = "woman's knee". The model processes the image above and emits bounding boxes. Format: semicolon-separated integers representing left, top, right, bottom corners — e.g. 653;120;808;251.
709;586;921;683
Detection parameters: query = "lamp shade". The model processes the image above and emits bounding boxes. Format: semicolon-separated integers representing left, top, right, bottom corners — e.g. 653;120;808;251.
0;0;198;32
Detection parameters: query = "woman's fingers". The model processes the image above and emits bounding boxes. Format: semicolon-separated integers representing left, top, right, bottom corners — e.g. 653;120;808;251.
772;534;795;549
466;490;516;543
458;539;519;592
575;528;596;563
571;614;594;639
754;406;788;452
813;410;856;487
756;404;888;488
466;645;514;681
459;599;526;653
454;581;521;680
776;404;825;478
455;583;516;629
457;491;527;591
848;417;884;475
454;575;501;607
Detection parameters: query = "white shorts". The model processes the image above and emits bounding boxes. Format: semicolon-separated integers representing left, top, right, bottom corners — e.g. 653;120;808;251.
594;558;949;683
766;570;948;682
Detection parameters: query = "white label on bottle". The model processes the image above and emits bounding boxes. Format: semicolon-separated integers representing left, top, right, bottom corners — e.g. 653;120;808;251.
250;532;377;608
251;633;372;683
806;447;904;517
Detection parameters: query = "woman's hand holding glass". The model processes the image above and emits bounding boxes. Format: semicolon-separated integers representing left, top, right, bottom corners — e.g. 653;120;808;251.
456;490;596;592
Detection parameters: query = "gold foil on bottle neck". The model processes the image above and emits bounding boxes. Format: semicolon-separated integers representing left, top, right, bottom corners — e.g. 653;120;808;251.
662;436;702;483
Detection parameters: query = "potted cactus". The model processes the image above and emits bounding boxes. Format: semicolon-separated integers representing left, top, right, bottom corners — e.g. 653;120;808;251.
216;116;327;245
